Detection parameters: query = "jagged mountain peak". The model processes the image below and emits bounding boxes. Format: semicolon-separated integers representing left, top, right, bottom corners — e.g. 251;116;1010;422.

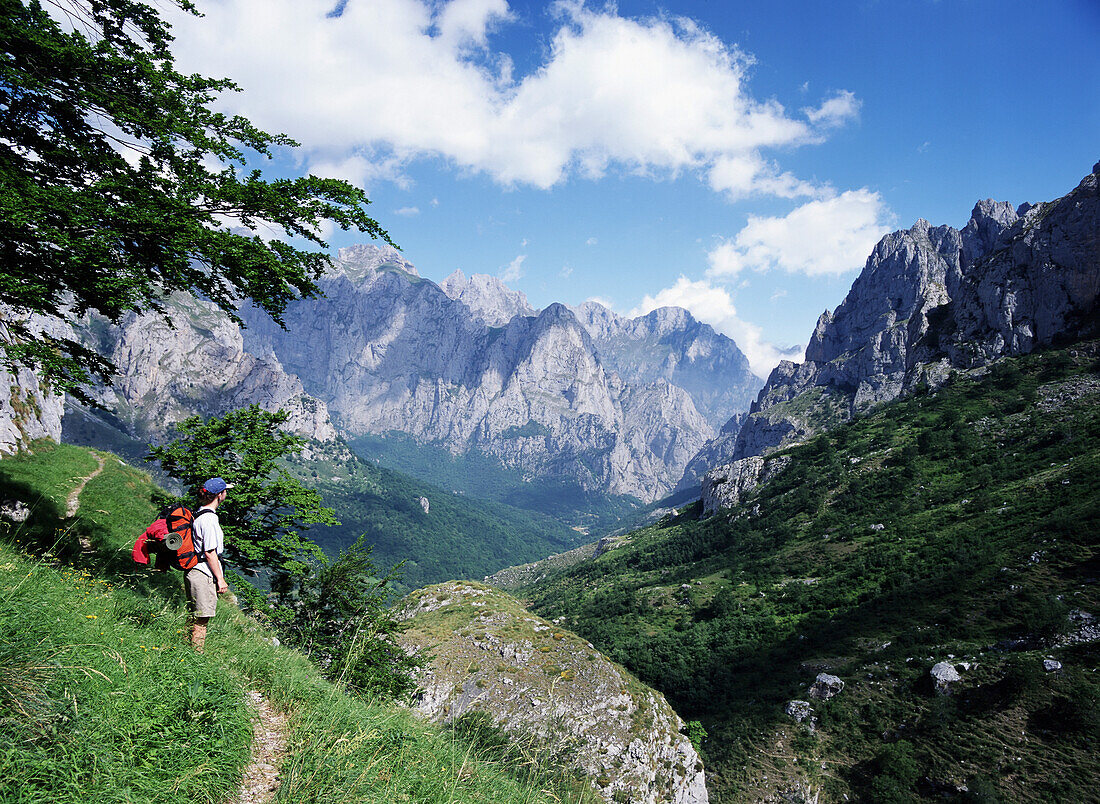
699;160;1100;512
440;269;536;326
332;243;419;284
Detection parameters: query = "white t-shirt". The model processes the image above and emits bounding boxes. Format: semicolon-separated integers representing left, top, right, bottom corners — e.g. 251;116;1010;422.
191;507;224;579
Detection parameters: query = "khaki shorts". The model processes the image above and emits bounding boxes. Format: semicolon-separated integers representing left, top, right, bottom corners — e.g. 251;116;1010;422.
185;568;218;619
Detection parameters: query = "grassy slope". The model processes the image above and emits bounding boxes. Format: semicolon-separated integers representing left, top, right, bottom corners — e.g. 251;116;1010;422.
0;442;594;804
515;345;1100;803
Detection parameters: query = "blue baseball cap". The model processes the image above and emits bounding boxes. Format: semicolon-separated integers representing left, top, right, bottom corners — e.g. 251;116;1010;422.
202;477;235;495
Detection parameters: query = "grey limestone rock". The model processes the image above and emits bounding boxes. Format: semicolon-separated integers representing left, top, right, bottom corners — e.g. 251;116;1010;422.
440;269;536;326
72;295;337;446
785;700;813;723
808;673;844;701
241;247;754;502
931;661;961;694
398;582;708;804
0;313;71;455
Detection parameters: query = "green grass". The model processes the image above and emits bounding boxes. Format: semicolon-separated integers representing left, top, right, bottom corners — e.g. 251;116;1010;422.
516;344;1100;803
0;442;596;804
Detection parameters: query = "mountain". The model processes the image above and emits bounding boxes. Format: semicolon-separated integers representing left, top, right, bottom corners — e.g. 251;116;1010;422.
69;294;337;448
510;342;1100;804
699;162;1100;512
440;269;537;325
572;302;760;431
239;245;758;502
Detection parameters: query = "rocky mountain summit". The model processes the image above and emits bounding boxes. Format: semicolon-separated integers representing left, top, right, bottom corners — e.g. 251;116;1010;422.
440;269;537;326
397;581;708;804
701;161;1100;512
240;245;756;502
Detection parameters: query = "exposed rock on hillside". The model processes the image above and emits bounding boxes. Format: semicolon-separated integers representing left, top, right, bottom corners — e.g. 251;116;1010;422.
0;313;72;454
701;162;1100;511
397;581;708;804
70;295;336;445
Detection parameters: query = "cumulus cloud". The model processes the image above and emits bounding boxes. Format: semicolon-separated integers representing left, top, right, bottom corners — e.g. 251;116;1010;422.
630;276;802;378
167;1;854;194
501;254;526;282
707;189;893;277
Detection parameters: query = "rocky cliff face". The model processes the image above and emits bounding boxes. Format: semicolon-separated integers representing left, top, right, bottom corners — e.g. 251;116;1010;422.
702;162;1100;512
240;246;751;502
71;294;337;446
0;314;68;454
397;581;708;804
572;302;760;430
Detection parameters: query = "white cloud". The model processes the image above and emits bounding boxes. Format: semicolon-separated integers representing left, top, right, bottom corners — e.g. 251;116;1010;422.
394;206;420;216
168;1;853;194
707;153;818;201
585;237;598;246
802;90;860;128
629;276;802;378
560;264;573;278
501;254;526;282
707;189;893;278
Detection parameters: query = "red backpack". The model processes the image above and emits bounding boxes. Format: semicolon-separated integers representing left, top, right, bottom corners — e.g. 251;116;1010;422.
133;507;213;571
164;506;215;571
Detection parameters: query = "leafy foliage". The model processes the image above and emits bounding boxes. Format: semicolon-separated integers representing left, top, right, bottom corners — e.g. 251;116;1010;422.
259;536;422;701
0;0;391;398
148;405;334;575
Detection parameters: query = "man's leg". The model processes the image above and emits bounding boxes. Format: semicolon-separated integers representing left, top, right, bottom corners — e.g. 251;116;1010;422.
191;616;210;652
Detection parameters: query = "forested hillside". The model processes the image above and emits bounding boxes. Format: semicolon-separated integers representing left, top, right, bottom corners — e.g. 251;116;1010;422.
513;344;1100;803
287;441;587;590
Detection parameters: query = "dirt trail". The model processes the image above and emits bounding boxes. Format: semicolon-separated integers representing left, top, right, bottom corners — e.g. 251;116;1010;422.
65;452;106;518
236;690;288;804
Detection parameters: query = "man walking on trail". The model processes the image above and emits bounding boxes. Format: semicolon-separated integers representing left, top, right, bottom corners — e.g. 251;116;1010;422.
187;477;233;652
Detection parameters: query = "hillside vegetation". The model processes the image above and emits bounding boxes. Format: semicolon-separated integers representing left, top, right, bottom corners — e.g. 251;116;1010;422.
513;344;1100;803
283;440;588;591
63;408;587;592
0;442;596;804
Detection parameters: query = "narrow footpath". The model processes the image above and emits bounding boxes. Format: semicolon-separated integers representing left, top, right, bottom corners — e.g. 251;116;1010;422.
236;690;288;804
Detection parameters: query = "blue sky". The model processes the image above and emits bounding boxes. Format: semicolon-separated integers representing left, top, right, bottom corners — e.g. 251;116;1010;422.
168;0;1100;376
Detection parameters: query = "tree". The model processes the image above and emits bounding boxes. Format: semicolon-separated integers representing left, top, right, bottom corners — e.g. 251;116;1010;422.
148;405;335;576
264;536;422;701
0;0;392;399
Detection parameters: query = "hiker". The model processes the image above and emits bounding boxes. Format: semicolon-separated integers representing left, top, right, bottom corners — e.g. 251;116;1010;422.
186;477;233;652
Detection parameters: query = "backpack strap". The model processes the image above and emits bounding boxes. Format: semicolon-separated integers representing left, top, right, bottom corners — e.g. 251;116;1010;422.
192;508;217;560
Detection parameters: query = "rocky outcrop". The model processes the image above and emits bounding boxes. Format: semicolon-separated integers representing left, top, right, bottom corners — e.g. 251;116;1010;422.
700;162;1100;510
701;453;792;515
72;294;336;445
0;313;71;454
397;581;708;804
930;662;961;695
241;246;751;501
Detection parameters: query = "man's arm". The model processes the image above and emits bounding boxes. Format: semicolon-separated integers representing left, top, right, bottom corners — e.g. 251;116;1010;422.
205;550;228;594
